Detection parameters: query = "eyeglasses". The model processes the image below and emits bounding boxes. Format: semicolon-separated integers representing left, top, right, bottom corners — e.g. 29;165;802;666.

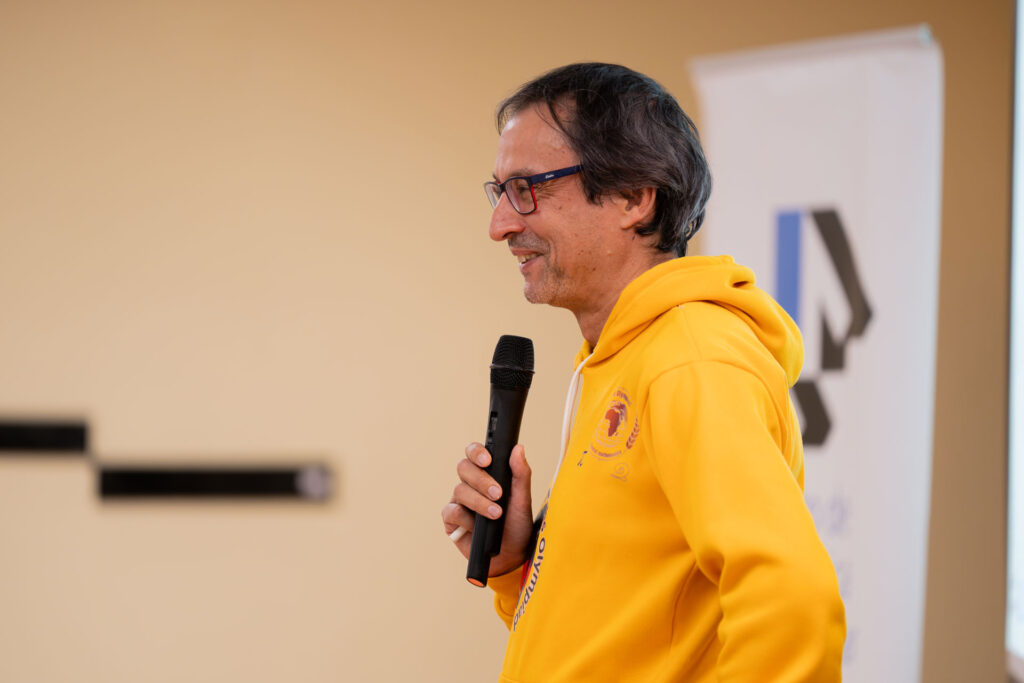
483;165;582;215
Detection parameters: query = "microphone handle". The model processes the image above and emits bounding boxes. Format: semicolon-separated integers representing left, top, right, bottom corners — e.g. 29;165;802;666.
466;385;529;587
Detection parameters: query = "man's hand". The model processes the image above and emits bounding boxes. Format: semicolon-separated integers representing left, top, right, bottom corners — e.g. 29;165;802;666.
442;442;534;577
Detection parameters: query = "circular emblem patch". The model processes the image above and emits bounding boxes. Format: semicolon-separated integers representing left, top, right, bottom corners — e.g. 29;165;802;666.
590;388;640;458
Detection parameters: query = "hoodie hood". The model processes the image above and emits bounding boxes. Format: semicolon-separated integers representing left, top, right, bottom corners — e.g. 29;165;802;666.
575;255;804;385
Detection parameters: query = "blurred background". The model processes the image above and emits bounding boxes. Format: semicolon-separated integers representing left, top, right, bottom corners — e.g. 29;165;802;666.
0;0;1010;681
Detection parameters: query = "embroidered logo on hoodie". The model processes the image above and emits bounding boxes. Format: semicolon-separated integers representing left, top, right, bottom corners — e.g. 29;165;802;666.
589;388;639;460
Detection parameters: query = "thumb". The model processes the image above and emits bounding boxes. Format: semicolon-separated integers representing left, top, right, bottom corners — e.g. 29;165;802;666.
508;444;532;508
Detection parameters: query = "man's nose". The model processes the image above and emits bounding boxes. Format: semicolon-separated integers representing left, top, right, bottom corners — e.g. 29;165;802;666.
488;193;526;242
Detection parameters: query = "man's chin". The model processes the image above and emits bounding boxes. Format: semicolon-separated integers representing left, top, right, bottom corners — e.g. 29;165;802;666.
523;285;570;310
522;283;551;306
522;287;546;305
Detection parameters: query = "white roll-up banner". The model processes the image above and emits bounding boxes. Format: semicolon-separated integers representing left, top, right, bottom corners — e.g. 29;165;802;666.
692;26;943;682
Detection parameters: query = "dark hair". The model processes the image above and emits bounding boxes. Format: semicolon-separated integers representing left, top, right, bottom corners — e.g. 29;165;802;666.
497;63;712;256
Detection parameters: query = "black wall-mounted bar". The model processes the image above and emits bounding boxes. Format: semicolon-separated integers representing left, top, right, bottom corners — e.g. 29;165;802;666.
0;420;88;454
98;464;333;501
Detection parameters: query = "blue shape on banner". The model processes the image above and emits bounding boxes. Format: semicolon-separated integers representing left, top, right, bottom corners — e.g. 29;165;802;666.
776;211;802;326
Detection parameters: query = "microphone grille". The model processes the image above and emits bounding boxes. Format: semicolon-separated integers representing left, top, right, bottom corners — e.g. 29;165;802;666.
490;335;535;389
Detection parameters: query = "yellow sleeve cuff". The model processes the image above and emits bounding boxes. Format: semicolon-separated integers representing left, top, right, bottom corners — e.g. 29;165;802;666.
489;565;524;631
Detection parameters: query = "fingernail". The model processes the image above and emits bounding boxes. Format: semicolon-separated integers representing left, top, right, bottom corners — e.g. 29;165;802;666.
488;485;501;499
488;504;501;518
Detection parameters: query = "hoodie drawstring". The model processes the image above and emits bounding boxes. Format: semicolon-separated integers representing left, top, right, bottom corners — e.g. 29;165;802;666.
551;352;594;489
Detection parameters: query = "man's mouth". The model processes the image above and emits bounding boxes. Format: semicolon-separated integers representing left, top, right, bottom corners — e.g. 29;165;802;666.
517;254;540;264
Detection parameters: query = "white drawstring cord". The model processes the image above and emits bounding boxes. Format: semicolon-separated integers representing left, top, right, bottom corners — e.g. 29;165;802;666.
551;352;593;488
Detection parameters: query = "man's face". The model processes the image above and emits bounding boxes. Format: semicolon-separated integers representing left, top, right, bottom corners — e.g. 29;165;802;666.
490;105;629;315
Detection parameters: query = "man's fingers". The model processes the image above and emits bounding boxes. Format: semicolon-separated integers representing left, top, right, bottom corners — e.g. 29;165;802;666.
445;442;532;569
456;456;502;501
442;502;472;554
442;502;476;535
465;441;491;467
453;482;503;519
443;443;499;554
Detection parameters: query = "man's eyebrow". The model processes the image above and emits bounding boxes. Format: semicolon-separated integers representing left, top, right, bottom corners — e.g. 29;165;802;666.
491;169;533;182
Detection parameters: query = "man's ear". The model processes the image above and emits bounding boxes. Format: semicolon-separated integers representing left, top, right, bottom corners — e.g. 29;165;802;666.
620;187;657;230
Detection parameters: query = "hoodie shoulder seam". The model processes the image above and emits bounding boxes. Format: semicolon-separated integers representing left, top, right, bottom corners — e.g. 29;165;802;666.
674;302;706;364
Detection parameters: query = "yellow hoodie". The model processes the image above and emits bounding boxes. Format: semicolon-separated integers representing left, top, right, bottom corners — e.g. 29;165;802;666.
490;256;846;682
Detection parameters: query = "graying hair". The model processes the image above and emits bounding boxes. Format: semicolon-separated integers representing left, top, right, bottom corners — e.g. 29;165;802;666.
497;63;712;256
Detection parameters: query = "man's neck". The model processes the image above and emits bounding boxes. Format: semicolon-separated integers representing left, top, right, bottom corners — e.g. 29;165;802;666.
575;301;619;349
574;250;675;347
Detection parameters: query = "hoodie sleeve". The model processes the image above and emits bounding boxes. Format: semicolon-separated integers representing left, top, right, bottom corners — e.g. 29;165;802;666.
646;360;845;682
489;565;525;630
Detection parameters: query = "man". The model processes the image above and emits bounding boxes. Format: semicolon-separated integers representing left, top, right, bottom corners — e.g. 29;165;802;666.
442;63;845;682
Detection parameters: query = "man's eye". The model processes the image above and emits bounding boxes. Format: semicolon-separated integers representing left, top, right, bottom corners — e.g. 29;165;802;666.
511;180;532;202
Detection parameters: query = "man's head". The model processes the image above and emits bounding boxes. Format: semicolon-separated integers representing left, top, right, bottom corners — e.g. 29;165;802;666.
495;62;712;257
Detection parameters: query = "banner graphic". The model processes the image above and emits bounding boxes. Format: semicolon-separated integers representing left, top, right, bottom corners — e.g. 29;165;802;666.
692;26;944;682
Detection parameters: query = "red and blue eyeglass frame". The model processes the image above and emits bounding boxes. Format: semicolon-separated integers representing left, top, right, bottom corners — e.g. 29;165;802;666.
483;164;583;215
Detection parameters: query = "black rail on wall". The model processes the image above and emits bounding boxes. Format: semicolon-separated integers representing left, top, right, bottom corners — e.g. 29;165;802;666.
0;420;88;453
98;464;332;500
0;417;333;502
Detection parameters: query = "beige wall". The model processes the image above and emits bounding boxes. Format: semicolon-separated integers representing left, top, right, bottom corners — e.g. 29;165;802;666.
0;1;1010;681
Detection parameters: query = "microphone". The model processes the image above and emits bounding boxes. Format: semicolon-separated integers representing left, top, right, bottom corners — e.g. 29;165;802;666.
466;335;535;587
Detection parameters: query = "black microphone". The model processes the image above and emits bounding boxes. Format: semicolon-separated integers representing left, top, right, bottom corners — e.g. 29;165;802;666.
466;335;535;587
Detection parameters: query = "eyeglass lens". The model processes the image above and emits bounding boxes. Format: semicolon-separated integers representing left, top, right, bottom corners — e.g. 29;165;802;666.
506;178;533;213
484;183;500;208
484;178;535;214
